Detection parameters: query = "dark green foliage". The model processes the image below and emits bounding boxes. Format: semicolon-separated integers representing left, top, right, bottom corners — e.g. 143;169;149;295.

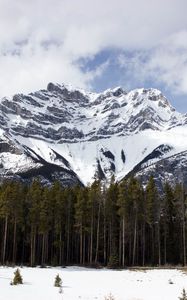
107;253;119;269
179;289;187;300
54;274;62;287
0;177;186;267
11;268;23;285
104;293;115;300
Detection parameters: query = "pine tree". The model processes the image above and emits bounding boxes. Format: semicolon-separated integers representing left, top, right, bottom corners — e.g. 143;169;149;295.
145;176;160;265
105;181;119;266
104;293;115;300
39;186;52;266
179;288;187;300
52;182;66;266
27;179;43;266
88;180;102;265
54;274;62;287
117;180;128;267
162;182;177;264
107;253;119;269
11;268;23;285
127;177;144;266
0;182;12;264
9;182;24;264
75;187;89;264
174;183;187;265
0;176;187;268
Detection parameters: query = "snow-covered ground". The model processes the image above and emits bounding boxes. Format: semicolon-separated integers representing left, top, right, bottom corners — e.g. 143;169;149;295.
1;266;187;300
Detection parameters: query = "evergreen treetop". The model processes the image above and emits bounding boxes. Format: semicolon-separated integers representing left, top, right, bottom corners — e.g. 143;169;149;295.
11;268;23;285
54;274;62;287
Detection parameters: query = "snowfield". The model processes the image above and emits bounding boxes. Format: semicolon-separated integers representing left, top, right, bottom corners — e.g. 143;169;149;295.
1;266;187;300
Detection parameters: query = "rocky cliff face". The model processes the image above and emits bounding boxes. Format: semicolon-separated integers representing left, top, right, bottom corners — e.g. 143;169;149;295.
0;82;186;187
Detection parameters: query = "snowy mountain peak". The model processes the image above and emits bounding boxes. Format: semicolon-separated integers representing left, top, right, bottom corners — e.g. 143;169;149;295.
0;83;186;186
101;86;127;97
127;88;174;112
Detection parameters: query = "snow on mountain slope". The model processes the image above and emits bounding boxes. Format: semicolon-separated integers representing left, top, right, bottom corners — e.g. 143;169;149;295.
0;83;186;186
133;149;187;191
12;126;187;185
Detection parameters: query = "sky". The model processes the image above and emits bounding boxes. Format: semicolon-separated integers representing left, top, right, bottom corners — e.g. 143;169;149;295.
0;0;187;112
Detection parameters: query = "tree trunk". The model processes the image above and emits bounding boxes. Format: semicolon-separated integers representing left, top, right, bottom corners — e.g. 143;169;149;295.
181;185;186;266
83;233;86;265
132;211;137;266
157;222;161;266
90;213;93;264
12;218;17;264
31;227;36;267
80;225;83;264
183;219;186;265
164;223;167;265
59;232;62;265
2;215;8;265
66;207;70;264
119;221;121;266
95;200;101;263
142;221;145;266
103;201;107;265
122;217;125;267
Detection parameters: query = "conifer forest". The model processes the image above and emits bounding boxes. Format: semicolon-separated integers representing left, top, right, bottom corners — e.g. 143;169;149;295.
0;176;186;267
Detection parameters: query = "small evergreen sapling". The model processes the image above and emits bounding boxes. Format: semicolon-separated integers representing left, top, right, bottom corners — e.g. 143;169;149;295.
54;274;62;288
104;293;115;300
107;253;119;269
11;268;23;285
179;289;187;300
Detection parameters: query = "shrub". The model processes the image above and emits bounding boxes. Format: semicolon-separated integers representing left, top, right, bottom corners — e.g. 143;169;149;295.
10;268;23;285
179;289;187;300
107;254;119;269
54;274;62;288
104;293;115;300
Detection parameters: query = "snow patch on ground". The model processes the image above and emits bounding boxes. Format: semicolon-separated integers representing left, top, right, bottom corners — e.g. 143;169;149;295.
0;267;187;300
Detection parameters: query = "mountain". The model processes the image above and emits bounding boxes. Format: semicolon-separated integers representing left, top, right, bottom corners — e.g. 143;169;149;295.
0;82;187;187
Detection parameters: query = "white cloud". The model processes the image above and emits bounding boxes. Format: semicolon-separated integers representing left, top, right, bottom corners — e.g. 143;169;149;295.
117;30;187;95
146;31;187;95
0;0;186;96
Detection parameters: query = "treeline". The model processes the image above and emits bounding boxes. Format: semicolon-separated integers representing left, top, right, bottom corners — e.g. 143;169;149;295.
0;176;186;267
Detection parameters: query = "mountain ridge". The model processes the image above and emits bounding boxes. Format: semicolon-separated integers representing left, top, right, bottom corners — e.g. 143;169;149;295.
0;82;186;187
